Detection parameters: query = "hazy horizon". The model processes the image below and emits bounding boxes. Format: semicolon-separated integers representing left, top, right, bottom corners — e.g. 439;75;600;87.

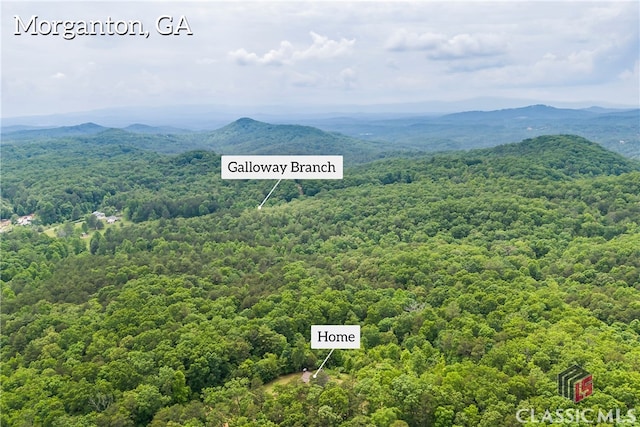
3;97;639;130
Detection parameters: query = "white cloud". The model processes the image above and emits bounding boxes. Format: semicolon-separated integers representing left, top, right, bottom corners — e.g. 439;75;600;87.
537;49;595;75
229;41;294;66
228;49;260;66
293;32;356;61
476;48;602;90
386;29;507;60
618;60;639;81
229;32;355;66
339;67;357;90
385;29;445;51
501;41;630;88
51;72;66;79
430;33;506;60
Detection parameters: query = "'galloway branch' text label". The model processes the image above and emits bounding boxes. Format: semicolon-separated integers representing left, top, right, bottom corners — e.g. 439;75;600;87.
311;325;361;349
221;155;343;180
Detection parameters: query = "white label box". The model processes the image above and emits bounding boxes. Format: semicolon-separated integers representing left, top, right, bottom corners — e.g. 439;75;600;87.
221;155;343;180
311;325;360;349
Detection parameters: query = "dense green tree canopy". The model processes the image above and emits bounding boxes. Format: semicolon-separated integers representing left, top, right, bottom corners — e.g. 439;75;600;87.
1;134;639;426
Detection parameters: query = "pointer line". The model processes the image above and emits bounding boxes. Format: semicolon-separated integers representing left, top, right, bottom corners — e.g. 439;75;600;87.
313;348;335;378
258;178;282;210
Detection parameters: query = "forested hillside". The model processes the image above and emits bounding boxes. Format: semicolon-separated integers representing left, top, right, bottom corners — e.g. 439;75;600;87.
0;121;396;223
1;131;637;226
190;118;388;161
1;134;639;426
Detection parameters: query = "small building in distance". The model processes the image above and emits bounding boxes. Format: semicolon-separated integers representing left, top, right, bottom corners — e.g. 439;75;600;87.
17;214;34;226
93;211;120;224
92;211;107;220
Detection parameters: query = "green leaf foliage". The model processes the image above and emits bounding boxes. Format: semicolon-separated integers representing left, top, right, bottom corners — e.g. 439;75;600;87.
1;134;639;426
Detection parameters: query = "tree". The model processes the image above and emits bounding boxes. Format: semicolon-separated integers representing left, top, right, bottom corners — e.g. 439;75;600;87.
90;231;104;255
122;384;169;426
36;201;56;225
86;214;98;230
71;205;83;221
57;222;76;238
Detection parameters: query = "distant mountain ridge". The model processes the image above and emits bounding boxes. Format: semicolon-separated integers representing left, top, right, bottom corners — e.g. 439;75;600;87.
296;105;639;159
1;122;108;139
195;117;387;162
2;104;638;159
1;122;189;139
440;104;596;121
2;117;390;164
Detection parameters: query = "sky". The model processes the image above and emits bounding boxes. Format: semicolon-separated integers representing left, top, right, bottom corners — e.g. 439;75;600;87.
1;1;639;119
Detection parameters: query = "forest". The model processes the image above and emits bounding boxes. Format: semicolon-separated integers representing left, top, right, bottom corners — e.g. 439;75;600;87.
1;132;640;426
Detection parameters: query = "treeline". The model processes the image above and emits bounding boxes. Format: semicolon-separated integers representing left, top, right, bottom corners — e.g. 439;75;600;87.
2;146;229;224
3;134;638;225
